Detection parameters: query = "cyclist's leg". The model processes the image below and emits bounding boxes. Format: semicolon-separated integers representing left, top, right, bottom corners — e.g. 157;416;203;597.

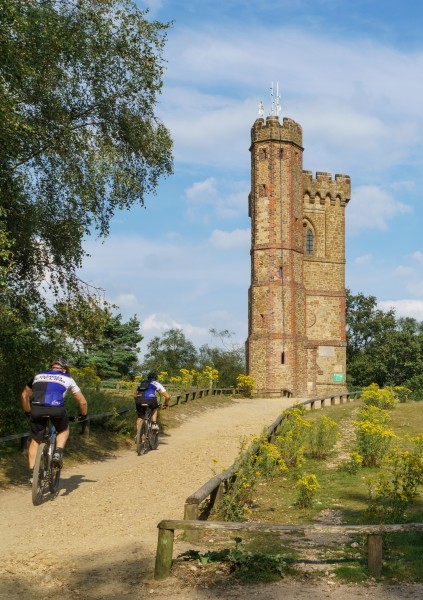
28;438;40;470
50;407;69;450
149;398;160;427
28;406;46;469
50;408;69;468
135;401;146;432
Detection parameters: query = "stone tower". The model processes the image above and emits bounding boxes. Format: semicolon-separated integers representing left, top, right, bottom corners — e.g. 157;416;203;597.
246;114;350;398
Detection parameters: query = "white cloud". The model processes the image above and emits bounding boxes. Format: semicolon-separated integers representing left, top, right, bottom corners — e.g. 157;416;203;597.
140;313;210;349
210;228;250;250
346;185;412;236
379;299;423;320
186;177;217;202
114;293;138;308
411;251;423;262
184;177;249;221
406;281;423;297
394;265;416;277
354;254;373;264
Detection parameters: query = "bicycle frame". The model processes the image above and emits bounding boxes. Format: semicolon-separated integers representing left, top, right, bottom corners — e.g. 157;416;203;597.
32;419;61;506
135;403;160;455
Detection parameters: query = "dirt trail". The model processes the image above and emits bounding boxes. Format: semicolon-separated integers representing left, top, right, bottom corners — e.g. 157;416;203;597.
1;397;423;600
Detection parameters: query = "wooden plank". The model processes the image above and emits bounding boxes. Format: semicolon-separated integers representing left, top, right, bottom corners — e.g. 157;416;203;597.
158;519;423;536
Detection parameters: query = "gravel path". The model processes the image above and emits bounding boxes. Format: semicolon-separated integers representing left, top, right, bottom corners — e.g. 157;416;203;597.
1;396;423;599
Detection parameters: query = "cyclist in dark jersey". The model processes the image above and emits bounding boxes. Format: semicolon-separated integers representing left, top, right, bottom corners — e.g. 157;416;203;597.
133;371;170;433
21;358;88;483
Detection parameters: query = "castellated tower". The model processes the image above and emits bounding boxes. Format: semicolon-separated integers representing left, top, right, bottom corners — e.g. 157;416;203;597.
246;114;350;398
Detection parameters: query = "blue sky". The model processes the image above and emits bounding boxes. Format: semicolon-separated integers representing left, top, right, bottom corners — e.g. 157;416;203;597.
79;0;423;356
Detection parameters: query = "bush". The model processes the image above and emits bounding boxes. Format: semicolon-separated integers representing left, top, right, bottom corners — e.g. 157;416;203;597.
307;414;339;459
295;473;320;509
361;383;396;410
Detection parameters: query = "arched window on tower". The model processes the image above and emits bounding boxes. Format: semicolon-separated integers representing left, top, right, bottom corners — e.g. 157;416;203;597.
305;229;313;255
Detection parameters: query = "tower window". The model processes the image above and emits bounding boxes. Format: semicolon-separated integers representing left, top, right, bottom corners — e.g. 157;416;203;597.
305;229;313;255
281;351;285;364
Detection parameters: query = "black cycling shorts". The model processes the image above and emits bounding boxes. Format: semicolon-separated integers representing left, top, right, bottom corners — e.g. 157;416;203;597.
135;397;159;418
30;404;69;442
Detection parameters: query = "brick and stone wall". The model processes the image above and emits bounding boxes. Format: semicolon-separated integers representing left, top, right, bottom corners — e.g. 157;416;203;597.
246;114;350;398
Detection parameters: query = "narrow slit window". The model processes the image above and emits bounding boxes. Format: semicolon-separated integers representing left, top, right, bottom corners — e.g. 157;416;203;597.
281;351;285;364
306;229;313;255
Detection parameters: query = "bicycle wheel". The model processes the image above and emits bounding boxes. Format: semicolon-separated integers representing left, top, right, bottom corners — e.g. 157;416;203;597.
149;427;159;450
48;442;61;494
32;442;48;506
136;420;149;455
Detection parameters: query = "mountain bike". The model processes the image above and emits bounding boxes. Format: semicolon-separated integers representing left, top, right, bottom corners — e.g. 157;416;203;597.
31;414;85;506
31;418;61;506
136;404;161;456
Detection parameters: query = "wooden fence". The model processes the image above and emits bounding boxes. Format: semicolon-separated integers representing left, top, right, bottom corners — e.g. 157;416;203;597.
154;519;423;580
169;387;234;407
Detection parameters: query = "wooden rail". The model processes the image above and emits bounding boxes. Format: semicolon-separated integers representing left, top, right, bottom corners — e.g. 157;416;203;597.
154;519;423;580
0;407;130;448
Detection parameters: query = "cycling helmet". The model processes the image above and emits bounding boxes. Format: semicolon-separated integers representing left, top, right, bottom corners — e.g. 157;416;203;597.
147;371;158;381
50;358;69;373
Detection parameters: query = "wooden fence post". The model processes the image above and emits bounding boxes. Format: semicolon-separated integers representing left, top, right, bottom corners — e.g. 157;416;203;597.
154;527;175;580
210;481;225;509
184;502;200;542
367;534;383;577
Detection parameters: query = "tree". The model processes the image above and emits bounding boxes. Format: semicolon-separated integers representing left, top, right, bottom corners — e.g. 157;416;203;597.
346;290;423;391
198;329;245;387
0;0;172;427
75;314;142;379
1;0;173;298
141;329;198;376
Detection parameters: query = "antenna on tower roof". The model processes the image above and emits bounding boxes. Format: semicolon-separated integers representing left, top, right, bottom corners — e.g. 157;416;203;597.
270;82;281;116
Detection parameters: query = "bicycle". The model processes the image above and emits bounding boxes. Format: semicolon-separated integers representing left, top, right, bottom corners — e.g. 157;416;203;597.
31;414;85;506
31;417;61;506
136;403;161;456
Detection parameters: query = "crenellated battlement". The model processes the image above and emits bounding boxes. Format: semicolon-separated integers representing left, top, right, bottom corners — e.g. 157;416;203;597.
251;115;302;147
303;170;351;206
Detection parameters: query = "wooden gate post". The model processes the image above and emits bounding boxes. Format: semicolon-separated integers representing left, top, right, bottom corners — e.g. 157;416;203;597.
154;527;174;580
367;534;383;577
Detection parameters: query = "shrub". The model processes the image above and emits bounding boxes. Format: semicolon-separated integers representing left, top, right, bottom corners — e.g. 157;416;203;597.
295;473;320;509
392;386;412;403
340;451;363;474
367;449;423;523
274;407;310;468
307;415;339;459
253;437;288;477
354;419;398;467
361;383;396;410
236;374;255;398
357;404;391;426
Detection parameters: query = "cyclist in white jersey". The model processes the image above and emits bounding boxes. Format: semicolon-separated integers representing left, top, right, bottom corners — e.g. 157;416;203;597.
21;358;88;483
